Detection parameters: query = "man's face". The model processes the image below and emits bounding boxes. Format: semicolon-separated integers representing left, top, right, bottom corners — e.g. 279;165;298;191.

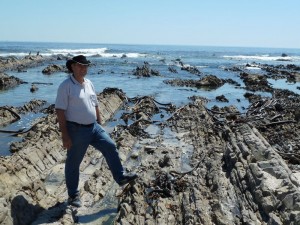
72;63;88;76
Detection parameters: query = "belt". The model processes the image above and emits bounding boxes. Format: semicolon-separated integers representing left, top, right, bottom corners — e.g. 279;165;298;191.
67;121;94;127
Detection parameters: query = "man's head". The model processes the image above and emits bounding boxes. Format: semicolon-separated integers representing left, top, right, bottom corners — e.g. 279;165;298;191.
66;55;91;73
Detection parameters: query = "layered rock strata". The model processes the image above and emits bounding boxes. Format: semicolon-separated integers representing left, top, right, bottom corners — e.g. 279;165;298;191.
114;99;300;225
0;88;127;225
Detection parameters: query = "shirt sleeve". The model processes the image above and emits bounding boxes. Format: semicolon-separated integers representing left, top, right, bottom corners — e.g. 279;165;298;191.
89;81;99;106
55;82;69;110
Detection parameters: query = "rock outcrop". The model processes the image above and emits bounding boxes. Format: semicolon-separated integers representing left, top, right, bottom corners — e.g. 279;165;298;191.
113;98;300;224
164;75;225;89
0;72;25;89
133;62;160;77
1;53;300;225
0;55;46;72
0;88;127;225
1;87;300;224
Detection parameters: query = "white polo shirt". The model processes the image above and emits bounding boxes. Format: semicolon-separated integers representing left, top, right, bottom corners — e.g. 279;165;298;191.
55;75;99;124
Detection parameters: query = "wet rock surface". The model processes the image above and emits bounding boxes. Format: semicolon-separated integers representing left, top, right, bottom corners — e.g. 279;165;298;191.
164;75;225;89
133;62;161;77
0;72;26;90
165;74;241;92
0;99;46;127
0;56;300;224
42;64;66;75
0;88;128;224
0;55;46;72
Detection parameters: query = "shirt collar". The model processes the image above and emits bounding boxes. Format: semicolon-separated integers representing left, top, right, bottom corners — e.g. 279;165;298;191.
70;75;85;85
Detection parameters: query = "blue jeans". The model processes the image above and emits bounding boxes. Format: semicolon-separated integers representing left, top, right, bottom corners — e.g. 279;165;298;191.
65;122;124;197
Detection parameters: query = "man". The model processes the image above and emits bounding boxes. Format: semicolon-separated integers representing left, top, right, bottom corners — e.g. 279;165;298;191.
55;55;137;207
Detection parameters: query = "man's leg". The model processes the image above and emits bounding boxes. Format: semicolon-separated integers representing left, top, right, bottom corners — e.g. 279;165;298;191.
65;124;91;198
91;124;125;183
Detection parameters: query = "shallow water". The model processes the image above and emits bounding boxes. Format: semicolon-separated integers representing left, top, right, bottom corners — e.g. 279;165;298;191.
1;43;300;156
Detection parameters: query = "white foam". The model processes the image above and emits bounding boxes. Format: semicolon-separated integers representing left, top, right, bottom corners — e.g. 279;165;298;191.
0;48;147;58
48;48;146;58
0;53;29;57
125;53;146;58
245;66;261;70
49;48;108;56
99;52;146;58
223;55;299;62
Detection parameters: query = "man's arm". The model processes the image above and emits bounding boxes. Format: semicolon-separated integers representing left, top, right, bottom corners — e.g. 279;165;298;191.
95;106;102;124
56;109;72;150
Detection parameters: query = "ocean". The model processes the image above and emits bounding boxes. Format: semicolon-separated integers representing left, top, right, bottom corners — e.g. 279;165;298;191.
1;41;300;155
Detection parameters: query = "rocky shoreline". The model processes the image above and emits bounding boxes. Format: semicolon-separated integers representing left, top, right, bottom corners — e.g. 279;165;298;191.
1;56;300;224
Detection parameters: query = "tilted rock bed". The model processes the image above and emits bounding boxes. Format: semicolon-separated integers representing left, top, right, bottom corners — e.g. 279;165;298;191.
113;97;300;225
1;88;300;224
0;88;129;224
0;72;25;90
1;55;300;224
0;55;65;73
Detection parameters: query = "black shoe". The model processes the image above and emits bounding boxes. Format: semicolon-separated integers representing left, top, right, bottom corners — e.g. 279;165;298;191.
118;173;138;186
68;194;82;207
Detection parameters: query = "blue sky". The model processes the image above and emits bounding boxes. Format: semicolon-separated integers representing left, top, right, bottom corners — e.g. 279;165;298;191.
1;0;299;48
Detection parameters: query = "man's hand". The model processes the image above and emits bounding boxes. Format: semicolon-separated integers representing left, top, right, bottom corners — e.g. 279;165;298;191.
62;135;72;150
95;106;102;125
56;109;72;150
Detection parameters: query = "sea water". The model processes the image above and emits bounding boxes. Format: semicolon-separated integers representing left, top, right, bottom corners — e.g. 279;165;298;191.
0;42;300;155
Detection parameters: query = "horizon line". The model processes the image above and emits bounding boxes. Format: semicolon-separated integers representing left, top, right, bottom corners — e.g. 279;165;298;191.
0;40;299;50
